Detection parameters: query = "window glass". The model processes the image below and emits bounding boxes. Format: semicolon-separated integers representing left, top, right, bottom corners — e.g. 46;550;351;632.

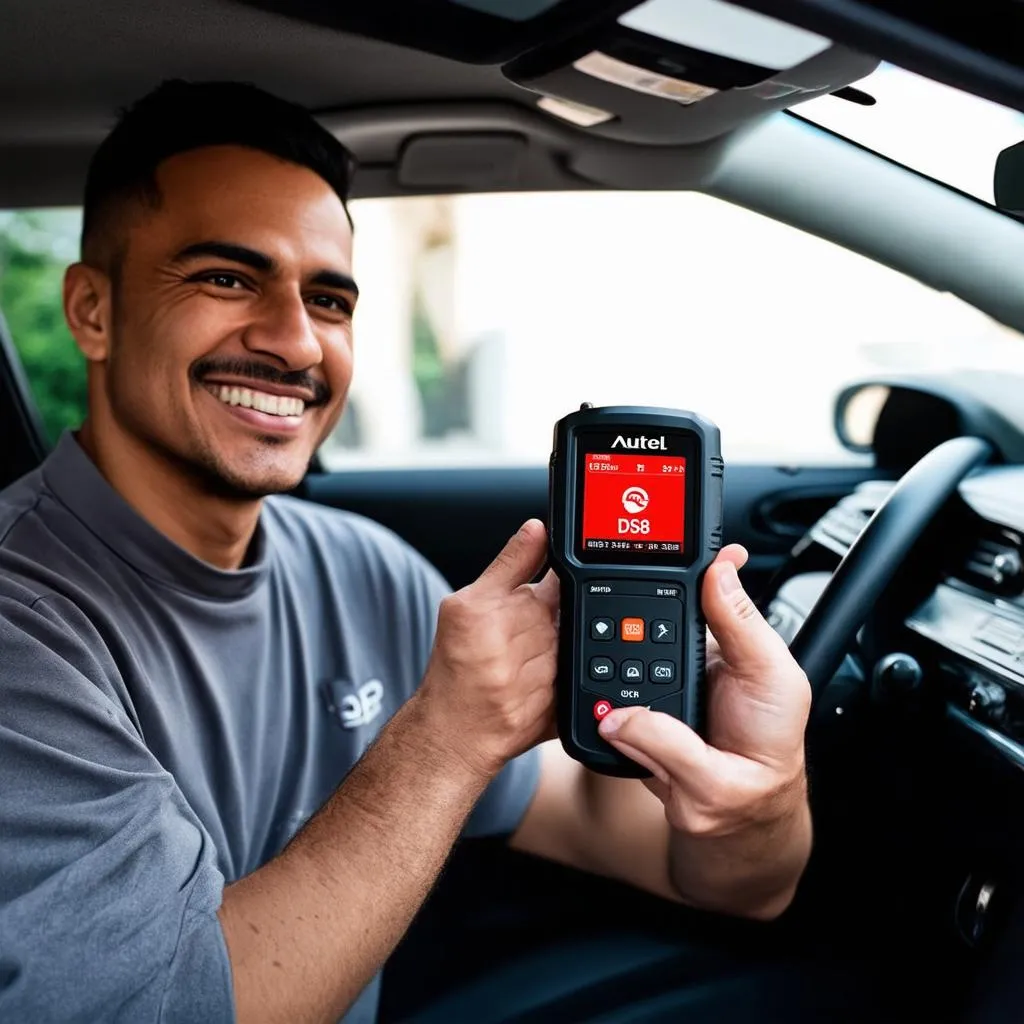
0;209;86;443
4;193;1023;466
793;62;1024;206
335;191;1024;466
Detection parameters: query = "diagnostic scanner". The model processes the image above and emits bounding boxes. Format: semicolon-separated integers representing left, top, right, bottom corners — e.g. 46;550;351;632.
548;405;724;777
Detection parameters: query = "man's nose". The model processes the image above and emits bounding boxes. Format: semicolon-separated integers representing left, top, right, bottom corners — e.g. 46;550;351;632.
243;290;323;370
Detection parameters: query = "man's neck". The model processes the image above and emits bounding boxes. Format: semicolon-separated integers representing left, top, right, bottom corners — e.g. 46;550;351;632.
76;421;261;571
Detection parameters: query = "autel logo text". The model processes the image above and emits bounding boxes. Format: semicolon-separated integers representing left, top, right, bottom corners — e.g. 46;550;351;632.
610;435;666;451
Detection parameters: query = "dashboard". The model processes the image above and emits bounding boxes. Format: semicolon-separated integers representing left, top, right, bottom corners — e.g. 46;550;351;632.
767;466;1024;772
762;461;1024;956
756;376;1024;984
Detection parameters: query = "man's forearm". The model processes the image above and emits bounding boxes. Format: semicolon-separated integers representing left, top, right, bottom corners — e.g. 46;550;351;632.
513;745;811;919
218;693;490;1024
668;778;812;921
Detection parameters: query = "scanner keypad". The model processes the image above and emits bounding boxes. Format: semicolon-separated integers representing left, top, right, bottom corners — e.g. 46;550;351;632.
580;581;684;707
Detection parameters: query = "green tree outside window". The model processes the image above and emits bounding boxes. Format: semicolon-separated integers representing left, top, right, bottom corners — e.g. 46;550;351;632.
0;210;88;444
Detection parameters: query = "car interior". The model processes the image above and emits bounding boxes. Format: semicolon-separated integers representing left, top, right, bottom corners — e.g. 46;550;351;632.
6;0;1024;1020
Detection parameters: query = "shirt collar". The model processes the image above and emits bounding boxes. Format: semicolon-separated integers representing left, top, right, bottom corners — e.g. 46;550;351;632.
41;431;270;599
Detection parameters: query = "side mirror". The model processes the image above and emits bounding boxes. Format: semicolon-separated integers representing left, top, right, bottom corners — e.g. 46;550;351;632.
995;139;1024;218
834;378;1011;469
834;383;891;453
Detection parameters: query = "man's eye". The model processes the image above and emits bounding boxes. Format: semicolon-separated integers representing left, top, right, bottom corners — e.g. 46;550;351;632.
202;272;244;289
309;294;353;315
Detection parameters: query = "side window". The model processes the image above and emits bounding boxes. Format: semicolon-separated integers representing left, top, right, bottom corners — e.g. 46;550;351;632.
339;191;1024;467
0;210;86;444
3;195;1022;464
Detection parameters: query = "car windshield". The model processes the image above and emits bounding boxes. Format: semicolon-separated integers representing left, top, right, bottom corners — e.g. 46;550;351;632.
794;62;1024;207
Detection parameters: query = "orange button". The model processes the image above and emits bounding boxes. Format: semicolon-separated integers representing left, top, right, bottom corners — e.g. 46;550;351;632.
621;618;645;642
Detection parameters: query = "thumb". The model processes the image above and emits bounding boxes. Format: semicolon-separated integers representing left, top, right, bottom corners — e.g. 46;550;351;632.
598;706;709;785
477;519;549;593
702;546;789;676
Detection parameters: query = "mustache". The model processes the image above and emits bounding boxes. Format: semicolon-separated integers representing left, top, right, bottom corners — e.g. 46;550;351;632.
191;357;331;406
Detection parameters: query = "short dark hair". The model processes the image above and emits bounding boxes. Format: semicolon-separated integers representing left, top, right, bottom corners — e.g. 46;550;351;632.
81;79;356;272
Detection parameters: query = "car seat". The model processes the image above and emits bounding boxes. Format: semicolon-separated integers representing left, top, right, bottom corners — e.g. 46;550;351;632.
0;307;48;490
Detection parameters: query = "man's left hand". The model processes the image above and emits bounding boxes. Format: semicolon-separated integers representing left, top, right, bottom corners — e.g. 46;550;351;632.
596;543;812;918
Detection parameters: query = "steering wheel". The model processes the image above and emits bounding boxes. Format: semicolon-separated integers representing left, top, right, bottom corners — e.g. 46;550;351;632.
788;436;992;702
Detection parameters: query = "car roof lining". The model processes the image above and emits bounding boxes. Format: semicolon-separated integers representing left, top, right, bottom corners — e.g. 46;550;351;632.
0;0;876;189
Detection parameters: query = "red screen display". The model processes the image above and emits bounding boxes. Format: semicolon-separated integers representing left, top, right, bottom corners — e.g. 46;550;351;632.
581;452;686;555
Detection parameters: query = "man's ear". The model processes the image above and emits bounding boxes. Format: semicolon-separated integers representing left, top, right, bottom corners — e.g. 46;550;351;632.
64;262;114;362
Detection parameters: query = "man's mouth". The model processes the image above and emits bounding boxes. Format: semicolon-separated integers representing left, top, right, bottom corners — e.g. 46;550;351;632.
206;384;305;418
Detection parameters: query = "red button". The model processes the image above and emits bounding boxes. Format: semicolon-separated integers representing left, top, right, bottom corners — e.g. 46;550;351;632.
593;699;613;720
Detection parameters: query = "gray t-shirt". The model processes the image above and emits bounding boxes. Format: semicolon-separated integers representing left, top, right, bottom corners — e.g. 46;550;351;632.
0;432;540;1023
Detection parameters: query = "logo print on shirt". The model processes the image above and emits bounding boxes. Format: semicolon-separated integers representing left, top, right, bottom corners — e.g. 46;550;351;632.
322;678;385;729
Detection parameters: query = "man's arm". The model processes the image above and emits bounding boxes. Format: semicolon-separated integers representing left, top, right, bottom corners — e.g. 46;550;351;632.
220;696;488;1022
0;522;556;1024
511;544;811;921
220;520;560;1024
510;740;679;900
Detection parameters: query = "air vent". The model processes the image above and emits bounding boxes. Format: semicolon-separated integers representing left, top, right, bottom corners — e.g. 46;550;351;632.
815;504;872;554
809;481;894;556
961;527;1024;595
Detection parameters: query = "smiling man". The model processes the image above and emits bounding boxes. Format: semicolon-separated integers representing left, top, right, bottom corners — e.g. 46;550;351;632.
0;81;812;1024
71;126;359;558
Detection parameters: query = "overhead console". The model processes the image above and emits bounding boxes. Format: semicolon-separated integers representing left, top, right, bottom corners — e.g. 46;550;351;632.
500;0;878;144
241;0;879;144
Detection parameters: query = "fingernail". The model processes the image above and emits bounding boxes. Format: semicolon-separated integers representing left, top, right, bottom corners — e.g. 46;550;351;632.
598;707;638;738
598;711;623;738
719;561;742;596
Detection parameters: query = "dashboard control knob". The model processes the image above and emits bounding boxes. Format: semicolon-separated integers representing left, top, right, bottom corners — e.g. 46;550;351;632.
993;549;1022;579
872;653;923;699
967;679;1007;725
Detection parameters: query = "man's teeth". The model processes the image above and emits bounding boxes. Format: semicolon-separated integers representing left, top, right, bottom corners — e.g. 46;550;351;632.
214;385;305;417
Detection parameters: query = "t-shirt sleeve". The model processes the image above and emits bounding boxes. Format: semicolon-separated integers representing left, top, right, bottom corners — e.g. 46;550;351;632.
400;545;542;839
0;595;234;1023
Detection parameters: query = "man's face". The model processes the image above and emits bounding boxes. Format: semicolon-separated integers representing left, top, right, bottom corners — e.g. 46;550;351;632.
96;145;356;498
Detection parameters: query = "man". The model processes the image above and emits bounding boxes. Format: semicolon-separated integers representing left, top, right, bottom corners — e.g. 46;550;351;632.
0;81;812;1023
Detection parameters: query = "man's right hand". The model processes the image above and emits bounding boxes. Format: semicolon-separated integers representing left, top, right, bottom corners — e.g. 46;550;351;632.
416;518;560;780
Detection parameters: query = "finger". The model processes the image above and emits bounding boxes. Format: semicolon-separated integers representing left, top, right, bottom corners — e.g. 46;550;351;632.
643;774;671;804
598;706;709;786
477;519;549;594
715;543;749;571
528;568;560;615
702;546;789;677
